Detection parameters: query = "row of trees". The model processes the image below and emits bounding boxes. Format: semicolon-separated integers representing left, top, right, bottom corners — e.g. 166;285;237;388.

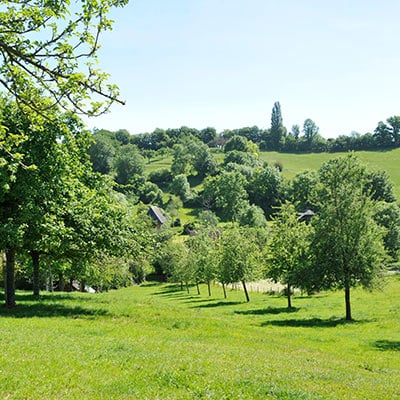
0;100;152;307
106;102;400;154
157;155;391;321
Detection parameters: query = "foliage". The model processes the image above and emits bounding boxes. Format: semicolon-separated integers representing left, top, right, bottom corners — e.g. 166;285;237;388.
311;154;386;320
169;174;191;202
247;163;286;218
217;227;263;301
290;169;319;211
114;144;145;185
223;135;249;153
237;203;267;228
0;0;127;116
202;171;248;221
266;202;312;307
269;101;286;150
373;202;400;260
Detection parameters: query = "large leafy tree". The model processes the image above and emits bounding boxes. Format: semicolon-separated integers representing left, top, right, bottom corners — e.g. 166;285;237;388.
247;164;285;218
0;0;127;116
311;154;385;321
202;171;248;221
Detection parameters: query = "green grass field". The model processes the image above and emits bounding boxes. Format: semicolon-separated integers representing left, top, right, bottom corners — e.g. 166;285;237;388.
259;149;400;198
145;148;400;199
1;275;399;399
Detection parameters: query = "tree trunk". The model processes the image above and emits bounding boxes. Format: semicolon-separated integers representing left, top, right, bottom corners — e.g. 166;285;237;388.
345;284;352;321
196;282;200;295
180;281;183;291
4;248;16;308
58;273;65;292
185;282;190;294
222;283;227;299
207;280;211;296
287;283;292;309
80;280;86;292
31;250;40;299
242;280;250;302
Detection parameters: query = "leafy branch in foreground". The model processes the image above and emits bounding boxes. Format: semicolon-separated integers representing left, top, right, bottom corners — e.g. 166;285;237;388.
0;0;127;116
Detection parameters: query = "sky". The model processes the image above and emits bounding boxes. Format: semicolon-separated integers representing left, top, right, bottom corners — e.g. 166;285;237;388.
84;0;400;138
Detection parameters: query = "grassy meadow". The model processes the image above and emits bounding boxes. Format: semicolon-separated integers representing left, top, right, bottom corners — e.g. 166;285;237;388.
146;148;400;199
1;275;399;399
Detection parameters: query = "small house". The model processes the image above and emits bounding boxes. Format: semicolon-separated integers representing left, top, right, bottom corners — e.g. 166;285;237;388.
147;205;167;228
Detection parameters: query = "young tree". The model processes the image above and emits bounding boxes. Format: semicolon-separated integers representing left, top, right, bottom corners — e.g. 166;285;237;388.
218;227;262;302
267;202;312;308
311;154;386;320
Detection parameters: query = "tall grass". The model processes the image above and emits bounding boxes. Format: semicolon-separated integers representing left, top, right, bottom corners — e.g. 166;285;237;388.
1;275;399;399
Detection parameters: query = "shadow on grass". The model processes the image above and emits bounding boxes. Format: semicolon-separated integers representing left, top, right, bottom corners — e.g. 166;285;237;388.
193;301;243;308
0;302;109;319
373;340;400;351
261;317;353;328
235;307;300;316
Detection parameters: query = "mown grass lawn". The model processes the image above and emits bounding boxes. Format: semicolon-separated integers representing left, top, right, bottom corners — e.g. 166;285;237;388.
1;275;399;399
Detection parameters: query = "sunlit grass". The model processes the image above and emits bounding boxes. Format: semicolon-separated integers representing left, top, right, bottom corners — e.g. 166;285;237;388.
1;275;399;399
259;148;400;198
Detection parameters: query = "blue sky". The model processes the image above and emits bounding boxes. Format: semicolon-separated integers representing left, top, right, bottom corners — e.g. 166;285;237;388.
86;0;400;138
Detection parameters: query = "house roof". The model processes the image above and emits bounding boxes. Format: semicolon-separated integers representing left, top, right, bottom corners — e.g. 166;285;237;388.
147;205;167;225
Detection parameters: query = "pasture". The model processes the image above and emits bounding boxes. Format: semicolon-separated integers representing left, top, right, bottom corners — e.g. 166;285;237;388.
145;148;400;198
1;275;399;399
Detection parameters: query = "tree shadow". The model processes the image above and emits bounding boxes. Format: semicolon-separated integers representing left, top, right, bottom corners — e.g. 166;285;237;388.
193;301;243;309
261;317;353;328
0;303;109;319
235;307;300;316
373;340;400;351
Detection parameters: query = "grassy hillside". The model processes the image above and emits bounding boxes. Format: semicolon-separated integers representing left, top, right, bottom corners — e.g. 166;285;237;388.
259;149;400;198
1;276;399;399
146;148;400;199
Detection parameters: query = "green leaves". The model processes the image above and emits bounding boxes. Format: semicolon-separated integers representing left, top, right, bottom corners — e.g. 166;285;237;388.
0;0;127;116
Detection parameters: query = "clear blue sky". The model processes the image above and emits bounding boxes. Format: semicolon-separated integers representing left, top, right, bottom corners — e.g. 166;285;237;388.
85;0;400;138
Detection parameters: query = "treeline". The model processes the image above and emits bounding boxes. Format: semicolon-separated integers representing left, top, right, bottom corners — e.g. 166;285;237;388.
107;102;400;153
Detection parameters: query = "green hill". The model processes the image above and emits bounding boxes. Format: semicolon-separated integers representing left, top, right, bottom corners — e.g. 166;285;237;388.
259;149;400;198
146;148;400;199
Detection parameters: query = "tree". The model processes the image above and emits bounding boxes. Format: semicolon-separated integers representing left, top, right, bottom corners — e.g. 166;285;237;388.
269;101;286;150
88;132;117;174
247;164;286;218
386;116;400;146
302;119;319;145
0;0;127;116
267;202;312;308
185;230;218;296
169;174;191;202
374;121;393;148
290;170;319;211
217;227;262;302
202;171;248;221
224;135;248;153
114;144;145;185
311;154;385;321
